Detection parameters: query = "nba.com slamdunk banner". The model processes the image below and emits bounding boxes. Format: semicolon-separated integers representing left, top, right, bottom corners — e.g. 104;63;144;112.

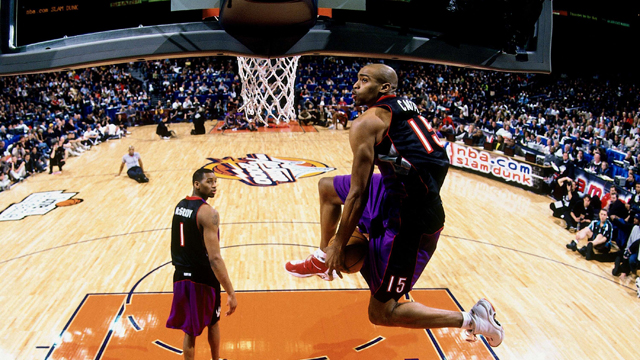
204;153;336;186
444;142;534;187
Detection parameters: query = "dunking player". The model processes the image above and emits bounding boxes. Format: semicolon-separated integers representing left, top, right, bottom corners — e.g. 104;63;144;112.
286;64;504;347
166;168;237;360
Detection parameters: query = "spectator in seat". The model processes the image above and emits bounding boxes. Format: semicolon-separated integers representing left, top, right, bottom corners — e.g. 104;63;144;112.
117;145;149;183
7;155;26;182
596;161;612;178
236;114;257;132
495;122;513;140
564;194;593;232
124;105;137;127
23;153;45;175
298;107;312;126
608;191;633;248
0;173;11;191
628;183;640;214
191;106;206;135
49;137;66;174
306;103;319;125
574;150;588;169
624;151;636;167
557;152;575;180
566;208;614;261
316;105;329;127
586;152;603;173
601;185;621;210
612;214;640;278
551;177;579;219
220;111;238;130
624;169;636;191
157;116;177;139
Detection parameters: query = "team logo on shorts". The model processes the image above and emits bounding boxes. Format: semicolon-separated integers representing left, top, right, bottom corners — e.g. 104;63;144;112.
204;153;336;186
0;190;83;221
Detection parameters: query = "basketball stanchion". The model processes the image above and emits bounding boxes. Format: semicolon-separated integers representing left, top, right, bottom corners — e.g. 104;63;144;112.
237;56;300;125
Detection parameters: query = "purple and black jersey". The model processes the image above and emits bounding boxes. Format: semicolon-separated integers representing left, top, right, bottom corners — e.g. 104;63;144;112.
171;196;210;270
346;95;450;302
167;196;221;335
372;95;449;212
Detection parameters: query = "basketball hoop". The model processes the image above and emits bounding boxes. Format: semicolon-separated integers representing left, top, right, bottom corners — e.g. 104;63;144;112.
237;56;300;125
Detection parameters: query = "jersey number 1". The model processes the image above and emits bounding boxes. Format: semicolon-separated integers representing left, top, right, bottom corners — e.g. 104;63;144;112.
180;222;185;247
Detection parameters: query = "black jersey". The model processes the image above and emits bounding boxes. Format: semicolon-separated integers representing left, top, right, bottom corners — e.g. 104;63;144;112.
372;95;450;206
171;196;211;269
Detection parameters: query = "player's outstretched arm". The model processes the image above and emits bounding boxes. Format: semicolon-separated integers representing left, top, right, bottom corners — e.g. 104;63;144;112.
201;205;238;316
326;109;384;279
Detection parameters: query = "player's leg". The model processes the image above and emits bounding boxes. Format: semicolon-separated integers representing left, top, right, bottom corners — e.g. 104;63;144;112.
183;333;196;360
567;227;591;251
366;292;504;347
285;174;383;279
319;176;345;250
285;176;351;280
368;295;463;328
581;234;611;260
207;322;220;360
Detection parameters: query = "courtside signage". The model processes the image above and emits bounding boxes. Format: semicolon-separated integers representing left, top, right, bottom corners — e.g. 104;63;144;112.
445;142;534;187
204;153;336;186
0;190;83;221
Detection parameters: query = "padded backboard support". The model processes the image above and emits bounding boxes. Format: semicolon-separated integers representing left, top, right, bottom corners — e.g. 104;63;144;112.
219;0;318;56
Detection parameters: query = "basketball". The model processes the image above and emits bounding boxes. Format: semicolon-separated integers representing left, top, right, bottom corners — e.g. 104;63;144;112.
328;230;368;273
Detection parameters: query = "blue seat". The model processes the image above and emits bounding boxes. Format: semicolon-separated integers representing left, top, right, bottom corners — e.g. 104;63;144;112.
584;153;593;164
540;137;548;146
611;165;626;178
607;149;626;163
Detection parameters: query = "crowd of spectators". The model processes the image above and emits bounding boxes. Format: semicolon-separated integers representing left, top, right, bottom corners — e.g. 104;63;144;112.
2;54;640;293
1;64;145;191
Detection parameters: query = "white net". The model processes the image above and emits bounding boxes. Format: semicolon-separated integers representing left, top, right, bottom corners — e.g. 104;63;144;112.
237;56;300;124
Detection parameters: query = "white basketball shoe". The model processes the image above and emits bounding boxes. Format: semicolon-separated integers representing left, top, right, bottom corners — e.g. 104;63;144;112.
461;298;504;347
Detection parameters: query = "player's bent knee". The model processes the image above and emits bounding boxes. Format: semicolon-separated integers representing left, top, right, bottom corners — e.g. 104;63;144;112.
318;177;333;195
318;177;341;203
368;297;397;326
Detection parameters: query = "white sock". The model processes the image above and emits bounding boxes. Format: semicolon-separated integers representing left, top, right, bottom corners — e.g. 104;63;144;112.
313;249;327;262
461;311;473;330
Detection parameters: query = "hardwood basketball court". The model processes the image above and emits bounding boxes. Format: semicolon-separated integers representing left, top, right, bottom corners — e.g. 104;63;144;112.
0;123;637;360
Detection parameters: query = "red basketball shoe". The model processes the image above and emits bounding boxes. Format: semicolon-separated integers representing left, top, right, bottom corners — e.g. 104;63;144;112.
285;250;335;281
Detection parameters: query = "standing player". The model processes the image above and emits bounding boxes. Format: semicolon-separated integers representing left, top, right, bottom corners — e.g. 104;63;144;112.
166;168;238;360
290;64;504;347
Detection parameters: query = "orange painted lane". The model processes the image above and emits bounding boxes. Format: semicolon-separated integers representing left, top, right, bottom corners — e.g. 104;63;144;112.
411;291;497;360
51;294;126;360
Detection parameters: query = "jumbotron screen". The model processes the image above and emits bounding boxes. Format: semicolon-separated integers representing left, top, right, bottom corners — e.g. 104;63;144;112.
16;0;200;46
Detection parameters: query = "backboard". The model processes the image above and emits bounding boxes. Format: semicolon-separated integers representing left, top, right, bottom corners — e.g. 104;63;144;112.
0;0;553;75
